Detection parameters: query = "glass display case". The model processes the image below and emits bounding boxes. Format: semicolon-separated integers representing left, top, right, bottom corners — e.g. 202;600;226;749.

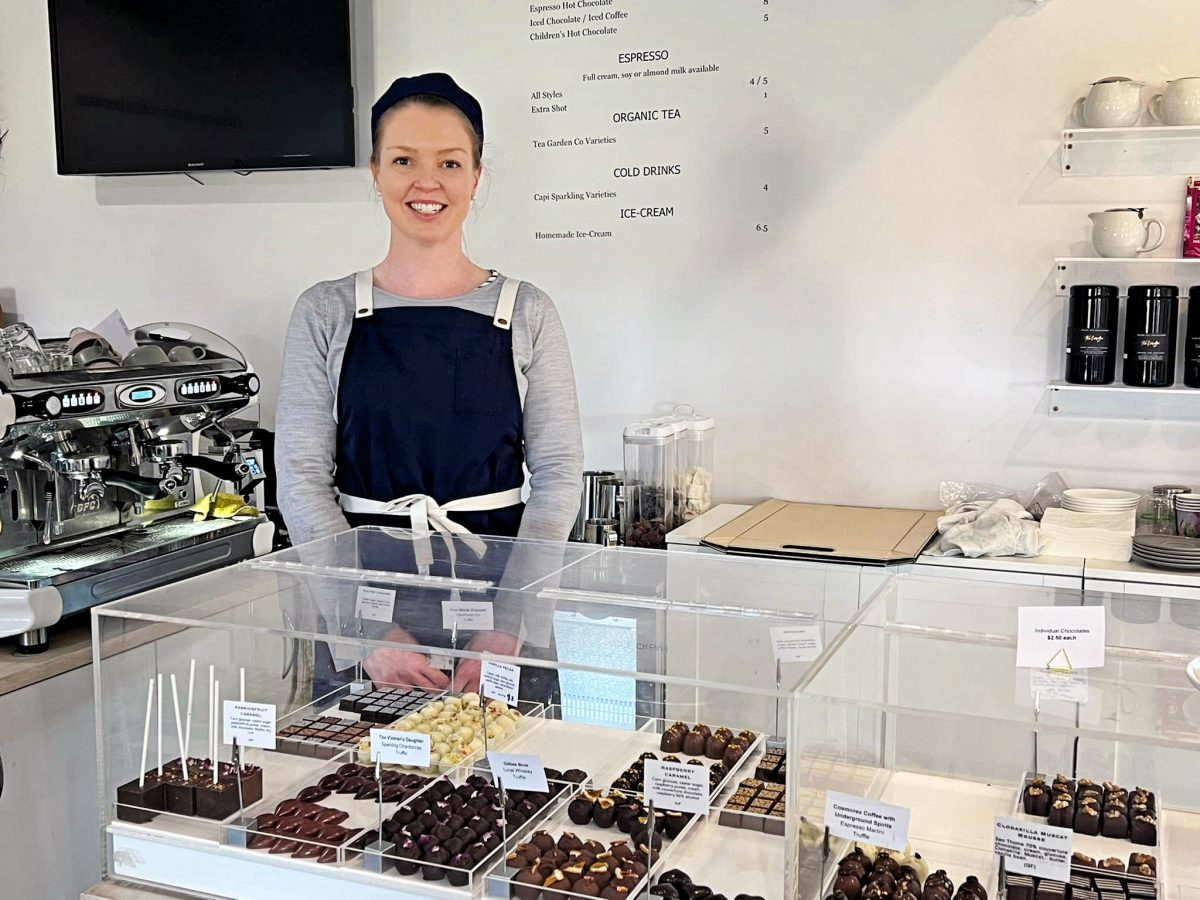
92;532;1200;899
791;575;1200;900
92;527;832;899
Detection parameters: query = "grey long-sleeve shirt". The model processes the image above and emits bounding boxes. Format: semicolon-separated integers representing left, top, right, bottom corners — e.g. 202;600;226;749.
275;272;584;546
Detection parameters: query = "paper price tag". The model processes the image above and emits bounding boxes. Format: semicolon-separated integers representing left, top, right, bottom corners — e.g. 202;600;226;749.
644;759;710;815
824;791;911;850
770;624;823;663
488;753;549;792
994;817;1072;881
429;652;454;673
1014;669;1100;724
371;729;431;767
480;660;520;706
355;586;396;623
1017;607;1106;670
1030;669;1089;704
442;600;494;631
222;701;277;750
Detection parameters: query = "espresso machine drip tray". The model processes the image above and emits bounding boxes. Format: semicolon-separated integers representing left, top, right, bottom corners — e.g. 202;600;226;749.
0;515;272;652
0;517;248;586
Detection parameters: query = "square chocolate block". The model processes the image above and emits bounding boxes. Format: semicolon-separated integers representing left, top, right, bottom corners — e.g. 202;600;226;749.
740;812;764;832
718;809;742;828
1131;815;1157;846
164;778;198;816
116;777;165;823
1037;880;1066;900
195;779;239;820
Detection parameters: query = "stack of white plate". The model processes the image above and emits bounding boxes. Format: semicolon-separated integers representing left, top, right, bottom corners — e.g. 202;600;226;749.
1062;489;1141;514
1133;534;1200;570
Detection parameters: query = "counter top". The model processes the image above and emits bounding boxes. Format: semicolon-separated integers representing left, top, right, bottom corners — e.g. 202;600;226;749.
0;618;95;698
914;552;1086;577
665;503;752;546
83;881;192;899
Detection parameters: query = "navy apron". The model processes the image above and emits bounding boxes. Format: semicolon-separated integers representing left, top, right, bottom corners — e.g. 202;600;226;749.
311;271;557;704
335;269;526;537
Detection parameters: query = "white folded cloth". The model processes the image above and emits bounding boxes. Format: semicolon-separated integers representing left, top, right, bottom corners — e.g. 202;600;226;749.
931;499;1045;558
1039;507;1133;562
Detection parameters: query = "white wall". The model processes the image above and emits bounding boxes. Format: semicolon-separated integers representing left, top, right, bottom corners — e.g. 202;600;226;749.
1;0;1198;511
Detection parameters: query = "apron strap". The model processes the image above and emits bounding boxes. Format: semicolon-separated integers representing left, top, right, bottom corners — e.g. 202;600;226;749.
354;269;374;318
493;278;521;330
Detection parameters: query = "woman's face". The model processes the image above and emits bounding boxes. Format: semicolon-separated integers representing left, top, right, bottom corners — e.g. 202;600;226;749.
372;103;481;246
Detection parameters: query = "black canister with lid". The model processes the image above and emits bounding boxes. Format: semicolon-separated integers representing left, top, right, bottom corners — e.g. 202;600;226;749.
1065;284;1118;385
1123;284;1179;387
1187;286;1200;389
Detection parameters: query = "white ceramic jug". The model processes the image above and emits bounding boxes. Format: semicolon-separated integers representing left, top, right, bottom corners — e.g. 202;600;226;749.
1073;77;1144;127
1149;77;1200;126
1089;208;1164;258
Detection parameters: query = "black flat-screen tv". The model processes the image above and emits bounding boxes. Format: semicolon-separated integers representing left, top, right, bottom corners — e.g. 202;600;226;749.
48;0;355;175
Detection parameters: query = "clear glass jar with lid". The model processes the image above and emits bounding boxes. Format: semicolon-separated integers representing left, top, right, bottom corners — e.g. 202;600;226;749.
622;419;676;549
676;406;715;522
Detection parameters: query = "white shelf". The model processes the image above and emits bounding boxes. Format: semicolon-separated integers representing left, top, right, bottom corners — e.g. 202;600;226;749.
1048;381;1200;420
1061;124;1200;177
1053;257;1200;296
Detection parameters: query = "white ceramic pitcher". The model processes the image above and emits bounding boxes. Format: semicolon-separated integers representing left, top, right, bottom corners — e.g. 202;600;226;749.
1073;77;1144;127
1089;208;1164;258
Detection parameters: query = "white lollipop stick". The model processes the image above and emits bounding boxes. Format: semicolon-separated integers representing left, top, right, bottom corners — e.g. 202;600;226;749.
184;659;196;760
156;673;163;776
212;679;220;783
240;666;245;703
138;678;154;788
171;674;188;782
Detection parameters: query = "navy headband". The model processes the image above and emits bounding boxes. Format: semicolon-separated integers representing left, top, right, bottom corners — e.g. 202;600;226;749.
371;73;484;145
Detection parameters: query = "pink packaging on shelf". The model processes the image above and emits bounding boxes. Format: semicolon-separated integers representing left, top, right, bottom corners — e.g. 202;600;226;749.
1184;176;1200;258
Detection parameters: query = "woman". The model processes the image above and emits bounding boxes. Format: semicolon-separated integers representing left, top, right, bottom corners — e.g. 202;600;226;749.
276;73;584;693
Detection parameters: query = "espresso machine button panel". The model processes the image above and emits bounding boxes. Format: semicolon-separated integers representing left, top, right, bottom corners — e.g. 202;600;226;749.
14;390;103;420
175;377;221;401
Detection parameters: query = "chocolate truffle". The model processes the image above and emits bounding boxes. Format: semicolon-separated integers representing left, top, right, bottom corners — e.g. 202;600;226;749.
1102;809;1129;838
722;741;749;769
652;887;681;899
513;867;543;900
594;798;618;829
1023;785;1050;816
576;876;603;897
871;854;899;877
834;875;863;900
958;876;987;900
661;728;686;753
1131;814;1157;845
569;797;596;825
1048;797;1074;828
1074;806;1101;836
682;730;708;756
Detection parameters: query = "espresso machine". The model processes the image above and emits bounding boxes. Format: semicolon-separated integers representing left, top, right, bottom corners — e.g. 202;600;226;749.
0;320;275;652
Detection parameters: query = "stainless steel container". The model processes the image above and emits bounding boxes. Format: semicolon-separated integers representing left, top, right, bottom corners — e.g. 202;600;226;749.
572;470;616;541
584;518;619;546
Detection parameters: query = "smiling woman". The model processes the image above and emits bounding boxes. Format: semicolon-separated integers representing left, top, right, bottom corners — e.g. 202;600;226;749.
275;73;584;696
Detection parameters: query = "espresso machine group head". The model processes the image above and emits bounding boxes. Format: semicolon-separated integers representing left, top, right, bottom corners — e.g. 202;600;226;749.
0;321;274;652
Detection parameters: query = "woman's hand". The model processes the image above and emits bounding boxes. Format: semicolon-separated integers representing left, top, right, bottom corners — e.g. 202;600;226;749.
453;630;520;692
363;627;451;690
